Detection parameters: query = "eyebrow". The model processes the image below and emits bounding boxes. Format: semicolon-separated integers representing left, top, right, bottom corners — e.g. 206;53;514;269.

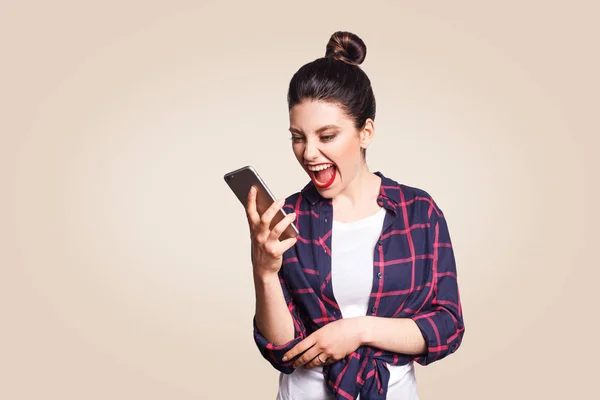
288;125;340;135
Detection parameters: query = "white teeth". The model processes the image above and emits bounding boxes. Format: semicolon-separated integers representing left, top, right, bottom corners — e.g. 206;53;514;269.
307;164;333;172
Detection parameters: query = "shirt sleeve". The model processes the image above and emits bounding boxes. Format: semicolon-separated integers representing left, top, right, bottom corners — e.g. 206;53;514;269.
252;267;307;374
410;204;465;365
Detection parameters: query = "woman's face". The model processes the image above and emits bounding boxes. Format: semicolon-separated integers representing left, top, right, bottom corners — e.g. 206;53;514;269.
289;100;373;198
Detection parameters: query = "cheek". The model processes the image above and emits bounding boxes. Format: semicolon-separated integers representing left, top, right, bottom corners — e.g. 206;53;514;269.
292;144;304;160
332;139;360;164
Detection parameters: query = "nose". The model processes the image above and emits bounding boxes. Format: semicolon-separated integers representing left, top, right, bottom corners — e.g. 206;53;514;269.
303;140;320;162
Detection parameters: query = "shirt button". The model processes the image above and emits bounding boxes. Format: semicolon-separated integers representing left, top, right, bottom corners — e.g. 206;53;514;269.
325;218;328;222
377;272;383;278
371;306;377;313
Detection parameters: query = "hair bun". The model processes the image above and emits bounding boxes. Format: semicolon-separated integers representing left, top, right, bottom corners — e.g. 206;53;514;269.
325;31;367;65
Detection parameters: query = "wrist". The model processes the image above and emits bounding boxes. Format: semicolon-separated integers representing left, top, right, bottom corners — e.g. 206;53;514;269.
253;270;279;284
356;316;373;346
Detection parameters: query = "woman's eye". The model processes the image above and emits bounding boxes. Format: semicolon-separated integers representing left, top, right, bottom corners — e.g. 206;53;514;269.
291;136;304;142
321;135;336;142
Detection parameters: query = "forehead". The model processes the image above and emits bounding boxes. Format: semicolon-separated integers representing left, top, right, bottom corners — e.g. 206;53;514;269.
289;100;353;131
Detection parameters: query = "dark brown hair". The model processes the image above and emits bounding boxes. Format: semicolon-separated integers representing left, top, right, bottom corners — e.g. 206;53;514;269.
287;31;376;157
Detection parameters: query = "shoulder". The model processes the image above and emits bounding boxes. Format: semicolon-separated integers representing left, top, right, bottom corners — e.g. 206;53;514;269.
280;189;313;218
283;190;304;208
401;183;442;219
380;174;444;221
283;180;318;210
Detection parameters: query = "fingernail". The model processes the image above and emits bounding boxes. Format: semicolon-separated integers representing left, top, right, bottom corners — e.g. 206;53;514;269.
291;213;296;219
282;356;288;362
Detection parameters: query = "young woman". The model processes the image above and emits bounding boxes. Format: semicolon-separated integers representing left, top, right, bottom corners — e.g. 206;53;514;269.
246;31;465;400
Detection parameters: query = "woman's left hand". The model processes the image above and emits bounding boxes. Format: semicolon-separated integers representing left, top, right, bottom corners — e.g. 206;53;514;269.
282;317;365;369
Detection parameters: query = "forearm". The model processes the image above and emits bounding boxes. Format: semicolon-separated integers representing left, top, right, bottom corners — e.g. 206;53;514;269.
359;316;427;355
254;272;295;345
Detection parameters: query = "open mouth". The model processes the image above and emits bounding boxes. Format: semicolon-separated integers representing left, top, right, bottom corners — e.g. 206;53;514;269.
307;163;337;189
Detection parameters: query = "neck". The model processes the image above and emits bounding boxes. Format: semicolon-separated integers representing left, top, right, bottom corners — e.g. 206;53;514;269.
332;162;381;210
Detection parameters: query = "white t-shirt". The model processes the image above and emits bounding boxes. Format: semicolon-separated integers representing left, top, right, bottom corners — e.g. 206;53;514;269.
277;207;418;400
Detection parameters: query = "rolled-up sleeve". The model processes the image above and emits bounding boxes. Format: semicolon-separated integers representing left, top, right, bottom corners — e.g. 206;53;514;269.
411;207;465;365
253;269;307;374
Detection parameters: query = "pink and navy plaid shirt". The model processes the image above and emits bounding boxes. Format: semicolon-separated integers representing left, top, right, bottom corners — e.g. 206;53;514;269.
253;172;465;400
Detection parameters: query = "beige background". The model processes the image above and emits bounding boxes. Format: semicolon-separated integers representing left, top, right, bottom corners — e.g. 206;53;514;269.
1;0;598;398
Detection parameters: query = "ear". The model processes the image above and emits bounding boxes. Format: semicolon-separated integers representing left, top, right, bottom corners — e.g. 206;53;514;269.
359;119;375;150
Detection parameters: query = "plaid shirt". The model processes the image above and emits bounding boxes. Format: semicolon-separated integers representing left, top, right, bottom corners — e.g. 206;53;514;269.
253;171;465;400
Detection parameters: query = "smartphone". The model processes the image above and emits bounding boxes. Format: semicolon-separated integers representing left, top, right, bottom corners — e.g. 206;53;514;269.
224;165;299;240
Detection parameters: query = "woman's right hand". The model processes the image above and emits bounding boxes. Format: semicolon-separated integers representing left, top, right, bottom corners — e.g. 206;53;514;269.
246;186;297;277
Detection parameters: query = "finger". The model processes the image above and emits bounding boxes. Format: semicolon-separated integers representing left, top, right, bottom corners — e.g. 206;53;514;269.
274;236;298;254
283;336;315;362
269;212;297;241
305;353;329;369
245;186;260;226
324;357;335;366
260;198;286;229
293;345;322;369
